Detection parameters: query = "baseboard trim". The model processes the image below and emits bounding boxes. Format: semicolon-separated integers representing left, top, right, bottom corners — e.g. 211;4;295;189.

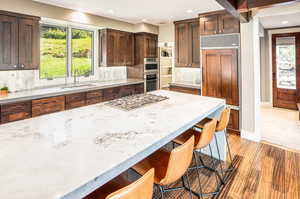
241;130;261;142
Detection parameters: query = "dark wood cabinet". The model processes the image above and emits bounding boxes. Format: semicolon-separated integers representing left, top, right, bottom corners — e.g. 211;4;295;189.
0;83;144;125
1;101;31;123
86;90;103;105
199;11;240;35
18;18;40;70
99;29;134;67
134;33;158;65
32;96;65;117
227;109;239;134
0;15;18;70
199;15;219;35
0;11;40;70
202;49;239;106
65;92;86;109
174;18;200;68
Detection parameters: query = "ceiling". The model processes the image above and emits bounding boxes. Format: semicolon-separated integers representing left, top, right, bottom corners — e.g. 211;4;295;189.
33;0;223;25
260;12;300;29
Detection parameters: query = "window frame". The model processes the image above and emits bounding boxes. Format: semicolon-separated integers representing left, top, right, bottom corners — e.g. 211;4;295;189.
40;23;96;79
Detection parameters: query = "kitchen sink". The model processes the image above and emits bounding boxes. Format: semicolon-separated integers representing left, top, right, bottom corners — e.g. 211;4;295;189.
61;83;96;89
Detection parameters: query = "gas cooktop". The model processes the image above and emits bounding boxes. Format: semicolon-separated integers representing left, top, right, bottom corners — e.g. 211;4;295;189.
106;93;168;111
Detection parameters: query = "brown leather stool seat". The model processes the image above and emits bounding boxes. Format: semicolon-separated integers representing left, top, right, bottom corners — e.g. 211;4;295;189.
85;168;154;199
132;136;195;199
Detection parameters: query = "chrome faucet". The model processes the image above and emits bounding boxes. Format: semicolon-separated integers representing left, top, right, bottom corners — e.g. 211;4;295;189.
74;69;79;85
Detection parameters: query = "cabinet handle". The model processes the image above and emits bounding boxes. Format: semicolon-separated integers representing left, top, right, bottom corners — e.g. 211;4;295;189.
13;65;17;68
20;64;25;68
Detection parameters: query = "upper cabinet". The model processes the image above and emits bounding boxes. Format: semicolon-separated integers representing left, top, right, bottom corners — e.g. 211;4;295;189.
0;11;40;70
174;18;200;68
99;29;134;67
134;32;158;65
199;11;240;35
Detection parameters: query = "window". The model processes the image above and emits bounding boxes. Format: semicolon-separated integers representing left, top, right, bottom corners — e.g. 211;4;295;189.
40;25;67;79
71;29;93;76
40;24;94;79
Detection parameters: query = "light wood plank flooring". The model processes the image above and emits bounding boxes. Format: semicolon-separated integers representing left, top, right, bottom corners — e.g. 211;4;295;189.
152;134;300;199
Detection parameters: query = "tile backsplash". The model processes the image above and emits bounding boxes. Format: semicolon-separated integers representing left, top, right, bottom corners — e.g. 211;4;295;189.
174;67;201;85
0;66;127;92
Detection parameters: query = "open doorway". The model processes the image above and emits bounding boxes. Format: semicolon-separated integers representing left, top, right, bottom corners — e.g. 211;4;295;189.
259;7;300;151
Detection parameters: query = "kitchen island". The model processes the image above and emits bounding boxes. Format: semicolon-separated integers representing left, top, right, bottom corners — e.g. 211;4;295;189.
0;90;225;199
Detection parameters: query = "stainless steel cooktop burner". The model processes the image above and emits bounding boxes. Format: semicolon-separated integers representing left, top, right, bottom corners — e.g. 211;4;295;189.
106;94;169;111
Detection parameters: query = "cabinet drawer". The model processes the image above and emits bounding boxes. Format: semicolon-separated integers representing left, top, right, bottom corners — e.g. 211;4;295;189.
86;90;103;105
1;101;31;123
65;92;86;109
227;109;239;133
103;87;121;101
32;96;65;117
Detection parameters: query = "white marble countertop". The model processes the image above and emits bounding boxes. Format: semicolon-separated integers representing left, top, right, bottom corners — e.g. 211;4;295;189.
0;90;225;199
0;79;144;105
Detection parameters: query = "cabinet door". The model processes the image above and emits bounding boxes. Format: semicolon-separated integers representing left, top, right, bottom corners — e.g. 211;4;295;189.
107;30;119;66
126;33;134;65
118;31;127;65
175;23;189;67
202;49;239;106
0;15;18;70
86;90;103;105
18;18;40;70
32;96;65;117
1;101;32;123
202;50;222;98
189;21;200;67
218;14;240;34
145;35;157;58
200;15;218;35
65;92;86;109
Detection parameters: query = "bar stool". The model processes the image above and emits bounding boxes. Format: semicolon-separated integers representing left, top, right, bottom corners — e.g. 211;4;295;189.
195;108;234;175
84;168;154;199
173;119;224;198
132;136;195;199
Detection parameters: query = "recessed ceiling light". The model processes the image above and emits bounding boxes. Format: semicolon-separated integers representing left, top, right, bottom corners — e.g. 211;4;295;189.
108;9;114;14
142;19;148;22
186;9;193;13
282;21;289;24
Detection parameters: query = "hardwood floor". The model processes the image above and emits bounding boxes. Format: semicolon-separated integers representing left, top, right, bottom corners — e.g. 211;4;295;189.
151;134;300;199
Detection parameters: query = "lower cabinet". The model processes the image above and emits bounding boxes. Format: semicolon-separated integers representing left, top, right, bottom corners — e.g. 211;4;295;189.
0;83;144;125
32;96;65;117
86;90;103;105
227;109;239;134
1;101;31;124
65;92;86;110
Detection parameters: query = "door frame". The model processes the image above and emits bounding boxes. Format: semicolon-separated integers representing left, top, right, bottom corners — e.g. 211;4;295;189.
271;32;300;110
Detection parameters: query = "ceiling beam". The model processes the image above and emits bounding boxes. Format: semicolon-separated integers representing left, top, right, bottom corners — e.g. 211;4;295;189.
246;0;300;9
215;0;249;23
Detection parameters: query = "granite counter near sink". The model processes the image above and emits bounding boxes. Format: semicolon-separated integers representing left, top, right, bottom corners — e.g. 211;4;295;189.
0;79;144;105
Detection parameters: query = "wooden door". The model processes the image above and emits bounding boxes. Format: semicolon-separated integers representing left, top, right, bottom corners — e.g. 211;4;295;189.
272;33;300;110
199;15;218;35
175;23;189;67
0;15;18;70
202;49;239;106
18;18;40;70
189;21;200;67
218;14;240;34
